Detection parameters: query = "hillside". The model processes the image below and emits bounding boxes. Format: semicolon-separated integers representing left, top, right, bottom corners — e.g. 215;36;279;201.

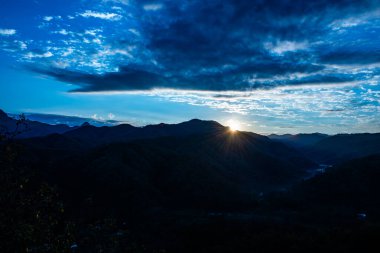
2;115;380;252
307;133;380;164
22;127;314;214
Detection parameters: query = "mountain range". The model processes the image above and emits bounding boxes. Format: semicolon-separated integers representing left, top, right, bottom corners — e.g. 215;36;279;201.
2;109;380;252
0;109;74;138
268;133;329;148
3;109;379;166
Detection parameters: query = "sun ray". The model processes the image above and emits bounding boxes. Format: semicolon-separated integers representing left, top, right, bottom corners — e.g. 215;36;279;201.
227;119;241;132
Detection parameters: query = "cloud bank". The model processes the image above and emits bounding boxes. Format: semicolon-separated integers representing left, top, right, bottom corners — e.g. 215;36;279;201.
0;0;378;92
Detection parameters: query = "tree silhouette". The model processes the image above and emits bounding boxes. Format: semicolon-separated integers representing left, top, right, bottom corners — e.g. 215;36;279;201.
0;115;75;252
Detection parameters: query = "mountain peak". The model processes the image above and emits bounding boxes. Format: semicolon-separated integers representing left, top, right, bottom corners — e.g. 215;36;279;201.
183;118;223;127
0;109;9;120
81;122;91;127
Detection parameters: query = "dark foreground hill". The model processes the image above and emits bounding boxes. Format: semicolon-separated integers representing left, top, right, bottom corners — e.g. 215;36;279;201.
3;134;380;252
22;128;313;214
186;154;380;253
292;154;380;217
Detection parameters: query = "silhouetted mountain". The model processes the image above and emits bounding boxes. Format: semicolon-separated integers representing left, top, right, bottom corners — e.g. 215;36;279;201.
307;133;380;164
19;126;313;213
81;122;91;127
268;133;329;148
63;118;225;147
2;115;380;252
0;109;8;120
0;109;74;138
268;132;380;165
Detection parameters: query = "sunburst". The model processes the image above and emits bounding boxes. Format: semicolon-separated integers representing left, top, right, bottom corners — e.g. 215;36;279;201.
228;119;241;132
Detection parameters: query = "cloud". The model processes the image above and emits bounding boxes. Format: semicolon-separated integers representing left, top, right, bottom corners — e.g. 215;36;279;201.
143;3;163;11
27;60;323;92
18;41;27;50
84;29;102;36
108;113;115;119
63;81;380;133
43;16;54;21
0;40;27;52
53;29;70;35
264;41;309;55
102;0;129;5
25;51;53;59
0;29;16;36
1;0;378;134
320;50;380;65
145;83;380;133
22;112;120;127
4;0;380;93
79;10;122;20
30;66;167;91
91;113;101;120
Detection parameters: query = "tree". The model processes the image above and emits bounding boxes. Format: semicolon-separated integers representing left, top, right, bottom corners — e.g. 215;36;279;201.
0;115;75;252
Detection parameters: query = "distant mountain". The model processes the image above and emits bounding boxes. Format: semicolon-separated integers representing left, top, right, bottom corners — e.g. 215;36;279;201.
268;133;329;148
307;133;380;164
0;109;74;138
17;112;120;127
268;132;380;165
63;119;225;147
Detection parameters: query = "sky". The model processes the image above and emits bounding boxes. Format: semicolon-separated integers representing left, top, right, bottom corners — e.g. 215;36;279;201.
0;0;380;134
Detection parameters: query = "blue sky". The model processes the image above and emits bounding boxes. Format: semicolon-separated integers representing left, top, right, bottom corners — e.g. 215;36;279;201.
0;0;380;134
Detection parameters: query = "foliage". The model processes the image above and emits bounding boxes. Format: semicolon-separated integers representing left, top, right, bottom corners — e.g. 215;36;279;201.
0;116;75;252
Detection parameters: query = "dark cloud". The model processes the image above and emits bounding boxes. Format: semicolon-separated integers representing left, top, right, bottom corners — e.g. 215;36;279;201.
31;66;168;91
320;50;380;65
31;60;328;92
26;0;380;91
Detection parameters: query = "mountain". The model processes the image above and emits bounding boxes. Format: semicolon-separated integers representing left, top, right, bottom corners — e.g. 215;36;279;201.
290;154;380;221
0;109;74;138
18;112;120;127
268;132;380;165
268;133;329;148
19;124;314;214
62;118;225;147
3;115;380;252
307;133;380;164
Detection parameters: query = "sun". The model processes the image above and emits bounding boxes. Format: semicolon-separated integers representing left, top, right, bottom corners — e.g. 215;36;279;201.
228;119;241;132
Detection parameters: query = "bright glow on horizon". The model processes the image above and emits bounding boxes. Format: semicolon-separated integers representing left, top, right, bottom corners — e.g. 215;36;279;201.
228;119;241;132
